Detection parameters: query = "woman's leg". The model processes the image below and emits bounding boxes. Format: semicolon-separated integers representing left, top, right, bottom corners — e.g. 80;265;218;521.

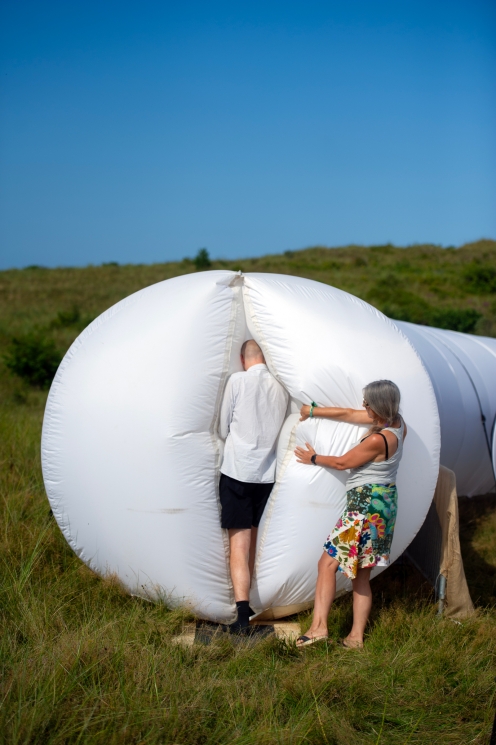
303;552;339;639
345;567;372;646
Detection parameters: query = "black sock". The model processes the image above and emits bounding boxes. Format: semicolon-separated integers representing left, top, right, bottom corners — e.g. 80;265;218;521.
229;601;250;633
236;600;250;622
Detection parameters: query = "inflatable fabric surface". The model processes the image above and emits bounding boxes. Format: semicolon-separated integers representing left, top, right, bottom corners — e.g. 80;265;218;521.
395;323;496;496
42;271;440;622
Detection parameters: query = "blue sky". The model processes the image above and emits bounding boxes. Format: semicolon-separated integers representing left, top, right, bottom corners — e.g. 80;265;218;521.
0;1;495;268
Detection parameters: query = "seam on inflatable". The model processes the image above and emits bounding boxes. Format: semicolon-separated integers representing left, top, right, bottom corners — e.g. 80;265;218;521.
241;282;285;388
408;327;469;479
430;332;495;484
241;281;297;599
402;322;496;495
209;278;242;612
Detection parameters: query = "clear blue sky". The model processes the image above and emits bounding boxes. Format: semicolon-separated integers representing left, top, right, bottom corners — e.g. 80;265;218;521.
1;1;495;268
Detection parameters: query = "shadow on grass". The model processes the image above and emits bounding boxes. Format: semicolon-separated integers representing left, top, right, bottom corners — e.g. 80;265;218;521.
458;494;496;608
371;557;434;606
367;493;496;618
295;559;436;642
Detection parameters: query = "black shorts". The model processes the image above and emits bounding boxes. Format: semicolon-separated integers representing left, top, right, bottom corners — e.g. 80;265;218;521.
219;474;274;530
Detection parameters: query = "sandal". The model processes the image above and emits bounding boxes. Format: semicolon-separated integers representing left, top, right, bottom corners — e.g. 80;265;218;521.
296;635;329;648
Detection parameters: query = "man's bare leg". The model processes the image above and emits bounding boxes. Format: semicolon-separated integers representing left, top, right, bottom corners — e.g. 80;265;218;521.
228;528;252;602
228;527;255;632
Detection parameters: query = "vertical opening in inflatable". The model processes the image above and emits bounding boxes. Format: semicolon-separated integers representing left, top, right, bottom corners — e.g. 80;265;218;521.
214;275;297;610
213;275;303;619
221;273;296;418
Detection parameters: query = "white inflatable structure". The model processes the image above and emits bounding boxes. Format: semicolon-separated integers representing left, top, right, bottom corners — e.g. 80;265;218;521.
394;323;496;497
41;271;494;622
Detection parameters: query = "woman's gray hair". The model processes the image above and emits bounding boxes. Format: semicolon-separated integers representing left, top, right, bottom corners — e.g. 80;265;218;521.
363;380;401;428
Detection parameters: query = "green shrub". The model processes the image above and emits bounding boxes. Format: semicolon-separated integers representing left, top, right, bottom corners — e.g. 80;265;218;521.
380;298;430;324
431;308;482;333
463;263;496;294
53;305;82;327
50;306;95;331
353;256;367;267
370;276;433;325
369;243;393;253
380;300;481;333
194;248;212;270
370;276;482;332
4;332;62;388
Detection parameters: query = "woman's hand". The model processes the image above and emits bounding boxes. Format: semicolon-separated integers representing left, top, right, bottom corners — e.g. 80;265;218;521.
300;405;311;421
295;442;316;465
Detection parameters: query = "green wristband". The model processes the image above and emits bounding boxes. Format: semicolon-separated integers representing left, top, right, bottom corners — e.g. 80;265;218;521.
309;401;317;418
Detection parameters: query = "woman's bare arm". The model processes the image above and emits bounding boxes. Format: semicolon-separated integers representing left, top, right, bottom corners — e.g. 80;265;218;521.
295;435;386;470
300;404;371;425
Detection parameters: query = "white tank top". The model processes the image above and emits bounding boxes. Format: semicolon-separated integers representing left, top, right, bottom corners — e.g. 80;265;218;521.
346;418;405;490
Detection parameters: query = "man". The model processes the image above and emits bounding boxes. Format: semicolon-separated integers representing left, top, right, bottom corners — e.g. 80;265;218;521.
218;339;288;633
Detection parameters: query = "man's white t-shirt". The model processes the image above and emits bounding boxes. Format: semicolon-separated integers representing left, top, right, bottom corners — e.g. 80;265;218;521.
219;363;288;484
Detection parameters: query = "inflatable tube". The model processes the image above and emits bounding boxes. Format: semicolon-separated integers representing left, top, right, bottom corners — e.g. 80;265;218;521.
395;323;496;496
493;421;496;485
469;334;496;484
42;271;440;622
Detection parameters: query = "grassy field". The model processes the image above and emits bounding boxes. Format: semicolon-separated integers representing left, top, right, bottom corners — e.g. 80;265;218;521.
1;241;496;744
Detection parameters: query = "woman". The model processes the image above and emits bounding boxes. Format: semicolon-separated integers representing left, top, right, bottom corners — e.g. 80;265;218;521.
294;380;406;649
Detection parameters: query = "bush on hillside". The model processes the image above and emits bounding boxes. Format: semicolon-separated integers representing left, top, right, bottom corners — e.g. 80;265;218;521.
53;306;82;327
4;333;62;388
369;243;394;253
194;248;211;270
463;263;496;294
50;306;95;331
432;308;482;333
371;276;481;332
370;276;432;324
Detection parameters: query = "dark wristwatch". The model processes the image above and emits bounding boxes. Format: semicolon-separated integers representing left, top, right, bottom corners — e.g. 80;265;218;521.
311;454;318;465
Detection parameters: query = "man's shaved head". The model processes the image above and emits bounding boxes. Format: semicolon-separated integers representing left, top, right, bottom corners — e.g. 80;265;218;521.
241;340;265;365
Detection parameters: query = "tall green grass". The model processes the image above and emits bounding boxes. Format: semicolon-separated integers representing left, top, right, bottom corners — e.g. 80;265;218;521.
1;404;494;744
1;242;495;743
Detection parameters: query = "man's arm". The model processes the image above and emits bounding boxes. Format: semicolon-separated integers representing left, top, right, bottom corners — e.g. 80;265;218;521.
218;376;235;440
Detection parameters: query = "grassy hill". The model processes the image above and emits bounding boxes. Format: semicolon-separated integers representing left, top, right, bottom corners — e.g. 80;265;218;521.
0;241;495;743
1;238;495;396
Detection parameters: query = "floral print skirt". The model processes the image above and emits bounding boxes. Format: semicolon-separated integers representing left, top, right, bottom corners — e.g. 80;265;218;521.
323;484;398;580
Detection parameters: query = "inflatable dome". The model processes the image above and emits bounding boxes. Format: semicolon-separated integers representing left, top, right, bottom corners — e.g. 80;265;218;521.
42;271;443;622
